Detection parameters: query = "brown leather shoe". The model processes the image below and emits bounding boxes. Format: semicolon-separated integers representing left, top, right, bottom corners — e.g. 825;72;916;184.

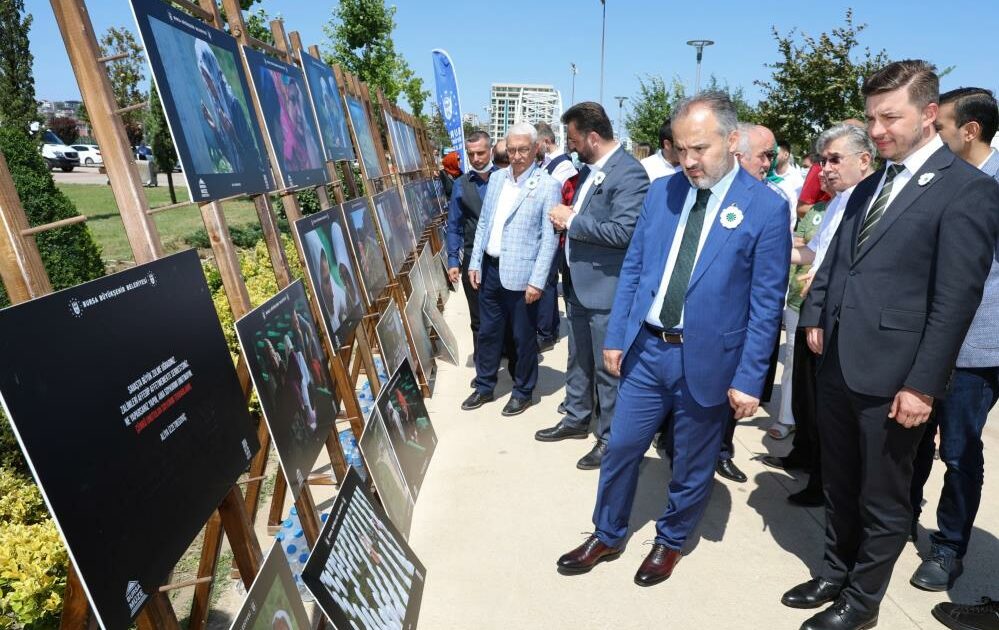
634;543;682;586
557;535;622;574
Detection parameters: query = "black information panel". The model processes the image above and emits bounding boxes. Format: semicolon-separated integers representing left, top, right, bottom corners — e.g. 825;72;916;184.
0;249;259;629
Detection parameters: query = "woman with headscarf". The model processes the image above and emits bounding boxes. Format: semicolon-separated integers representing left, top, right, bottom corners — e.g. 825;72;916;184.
438;151;461;198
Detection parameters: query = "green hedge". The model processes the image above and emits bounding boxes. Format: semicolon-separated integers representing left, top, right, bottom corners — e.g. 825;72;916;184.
0;127;104;309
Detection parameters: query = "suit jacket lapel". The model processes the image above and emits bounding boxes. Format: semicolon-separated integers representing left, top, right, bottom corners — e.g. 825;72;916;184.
689;169;752;289
853;146;954;264
579;149;623;216
654;173;690;275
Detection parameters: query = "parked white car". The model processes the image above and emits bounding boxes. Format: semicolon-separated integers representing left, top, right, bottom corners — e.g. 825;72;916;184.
40;130;79;172
72;144;103;166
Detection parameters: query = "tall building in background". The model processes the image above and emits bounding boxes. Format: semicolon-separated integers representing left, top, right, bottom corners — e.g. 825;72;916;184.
488;84;564;148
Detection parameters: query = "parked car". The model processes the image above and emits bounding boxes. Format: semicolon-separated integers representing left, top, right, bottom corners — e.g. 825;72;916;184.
41;130;80;172
72;144;103;166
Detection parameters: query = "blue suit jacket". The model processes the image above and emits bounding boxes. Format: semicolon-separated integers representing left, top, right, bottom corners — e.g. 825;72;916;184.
469;164;561;291
604;167;792;407
957;150;999;368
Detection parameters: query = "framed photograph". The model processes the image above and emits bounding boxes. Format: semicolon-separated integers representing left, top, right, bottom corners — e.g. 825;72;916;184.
372;189;417;275
0;250;258;629
375;300;413;378
357;411;414;536
404;293;435;389
302;469;424;629
130;0;272;201
341;198;390;305
295;209;365;344
372;359;437;500
243;46;328;190
298;51;355;163
345;95;383;179
236;280;338;498
228;542;312;630
423;298;459;366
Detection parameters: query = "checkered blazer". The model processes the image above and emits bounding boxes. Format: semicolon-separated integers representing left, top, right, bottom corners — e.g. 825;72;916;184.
957;150;999;368
469;164;561;291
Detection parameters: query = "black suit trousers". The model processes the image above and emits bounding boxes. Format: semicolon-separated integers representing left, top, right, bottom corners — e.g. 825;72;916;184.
817;329;927;613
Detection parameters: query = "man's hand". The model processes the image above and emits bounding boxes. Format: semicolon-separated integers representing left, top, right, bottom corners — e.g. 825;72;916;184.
448;266;461;283
728;388;760;420
468;269;480;290
889;387;934;428
603;349;624;377
525;285;543;304
549;204;575;231
797;270;815;298
806;326;824;355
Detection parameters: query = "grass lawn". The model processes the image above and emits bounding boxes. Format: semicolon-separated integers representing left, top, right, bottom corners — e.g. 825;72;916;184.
59;183;262;268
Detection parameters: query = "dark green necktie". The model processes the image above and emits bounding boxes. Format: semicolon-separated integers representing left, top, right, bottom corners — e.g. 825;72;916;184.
857;163;905;248
658;187;712;329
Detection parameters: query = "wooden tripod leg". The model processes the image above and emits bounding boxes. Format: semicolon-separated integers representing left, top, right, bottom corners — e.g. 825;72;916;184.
187;511;222;630
136;593;181;630
58;565;90;630
218;488;263;588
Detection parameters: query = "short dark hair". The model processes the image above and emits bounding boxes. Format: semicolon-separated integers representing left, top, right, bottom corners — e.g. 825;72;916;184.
941;87;999;144
862;59;939;109
777;139;791;152
658;118;673;148
561;101;614;141
466;130;491;146
534;121;556;142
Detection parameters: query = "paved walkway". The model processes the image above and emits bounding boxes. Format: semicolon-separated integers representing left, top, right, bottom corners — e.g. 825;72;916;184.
409;292;998;629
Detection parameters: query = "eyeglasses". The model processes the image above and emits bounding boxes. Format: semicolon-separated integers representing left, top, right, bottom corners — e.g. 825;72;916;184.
507;145;533;156
819;152;864;166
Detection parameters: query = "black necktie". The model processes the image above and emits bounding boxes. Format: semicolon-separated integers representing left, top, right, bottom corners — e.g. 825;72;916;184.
573;165;592;205
657;188;712;329
857;163;904;248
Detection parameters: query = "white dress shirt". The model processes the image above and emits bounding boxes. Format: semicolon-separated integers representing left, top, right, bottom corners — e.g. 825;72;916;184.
641;150;678;182
864;134;944;217
486;165;535;257
646;162;740;329
774;165;804;208
542;150;578;184
807;185;855;272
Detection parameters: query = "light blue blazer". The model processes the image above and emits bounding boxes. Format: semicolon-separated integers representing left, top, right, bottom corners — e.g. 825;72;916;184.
469;164;561;291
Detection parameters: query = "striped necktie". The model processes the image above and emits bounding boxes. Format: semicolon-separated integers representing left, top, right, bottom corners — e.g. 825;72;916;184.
857;164;905;248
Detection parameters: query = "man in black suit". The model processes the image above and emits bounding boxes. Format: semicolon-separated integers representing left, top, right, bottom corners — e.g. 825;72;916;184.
783;60;999;630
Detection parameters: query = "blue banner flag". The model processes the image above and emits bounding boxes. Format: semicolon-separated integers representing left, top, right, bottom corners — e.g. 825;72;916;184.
431;49;465;170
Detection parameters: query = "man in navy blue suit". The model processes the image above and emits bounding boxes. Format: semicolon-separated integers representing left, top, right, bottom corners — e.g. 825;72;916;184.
556;92;791;586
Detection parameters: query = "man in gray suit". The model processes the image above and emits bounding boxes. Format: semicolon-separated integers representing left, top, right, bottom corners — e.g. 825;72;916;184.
909;87;999;594
535;102;650;469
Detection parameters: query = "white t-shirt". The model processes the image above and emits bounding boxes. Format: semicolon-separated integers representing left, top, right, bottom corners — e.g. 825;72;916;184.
641;150;678;182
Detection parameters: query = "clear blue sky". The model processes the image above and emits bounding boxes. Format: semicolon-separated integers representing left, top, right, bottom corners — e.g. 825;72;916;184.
24;0;999;128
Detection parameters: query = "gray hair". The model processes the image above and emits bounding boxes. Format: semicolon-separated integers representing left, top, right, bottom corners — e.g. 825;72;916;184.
815;123;875;158
734;122;757;155
672;91;738;138
507;122;538;142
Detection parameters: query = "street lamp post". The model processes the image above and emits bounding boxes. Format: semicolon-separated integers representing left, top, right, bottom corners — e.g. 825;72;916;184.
614;96;628;139
569;62;578;105
686;39;715;94
599;0;606;105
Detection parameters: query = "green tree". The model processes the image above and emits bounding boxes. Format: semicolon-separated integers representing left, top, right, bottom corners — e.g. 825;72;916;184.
755;9;889;152
703;75;759;123
624;75;685;149
145;84;178;203
322;0;427;119
0;0;38;133
98;26;147;148
0;0;104;309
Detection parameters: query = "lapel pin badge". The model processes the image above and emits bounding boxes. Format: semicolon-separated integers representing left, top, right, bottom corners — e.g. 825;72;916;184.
593;171;606;186
918;172;935;186
720;205;743;229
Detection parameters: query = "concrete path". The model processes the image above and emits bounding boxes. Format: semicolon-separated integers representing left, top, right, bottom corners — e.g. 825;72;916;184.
409;291;999;629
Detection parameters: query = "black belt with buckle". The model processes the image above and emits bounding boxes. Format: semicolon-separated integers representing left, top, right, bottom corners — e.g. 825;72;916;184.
644;323;683;344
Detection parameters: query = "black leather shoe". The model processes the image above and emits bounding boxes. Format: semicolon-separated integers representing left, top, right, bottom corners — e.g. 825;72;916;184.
800;599;878;630
501;396;532;416
557;535;622;574
469;377;476;388
760;454;809;472
782;578;843;609
577;441;608;470
461;391;493;410
788;486;824;507
634;543;682;586
535;421;589;442
537;336;556;352
932;596;999;630
716;458;747;483
911;546;963;591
